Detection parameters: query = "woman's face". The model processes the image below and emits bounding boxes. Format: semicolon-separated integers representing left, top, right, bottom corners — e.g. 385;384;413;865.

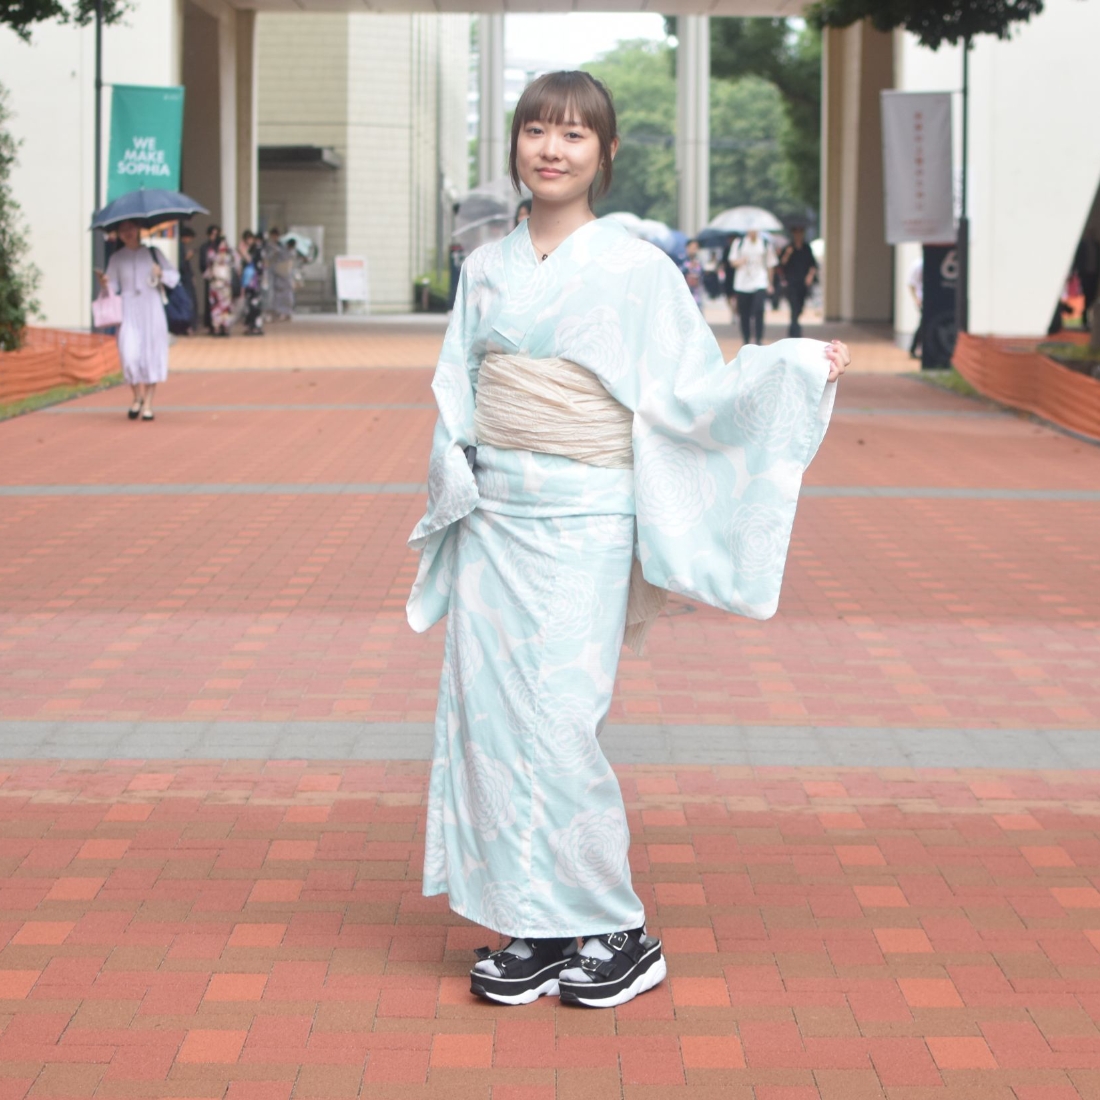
515;115;613;208
118;222;141;249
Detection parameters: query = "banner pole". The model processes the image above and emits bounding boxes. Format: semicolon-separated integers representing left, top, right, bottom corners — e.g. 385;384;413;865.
91;0;104;331
956;35;971;336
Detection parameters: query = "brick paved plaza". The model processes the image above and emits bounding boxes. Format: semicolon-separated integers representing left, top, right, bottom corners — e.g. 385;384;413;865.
2;316;1100;1099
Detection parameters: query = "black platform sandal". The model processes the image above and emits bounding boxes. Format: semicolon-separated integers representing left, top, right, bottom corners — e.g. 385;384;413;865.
557;928;666;1008
469;937;578;1006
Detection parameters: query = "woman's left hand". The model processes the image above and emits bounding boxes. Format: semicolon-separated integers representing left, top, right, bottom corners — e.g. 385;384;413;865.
150;263;162;283
825;339;850;383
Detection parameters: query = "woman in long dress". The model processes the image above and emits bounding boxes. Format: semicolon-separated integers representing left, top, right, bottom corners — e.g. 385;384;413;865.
407;71;850;1010
98;219;179;421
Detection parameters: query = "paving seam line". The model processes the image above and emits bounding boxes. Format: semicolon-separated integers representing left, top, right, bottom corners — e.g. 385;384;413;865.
1;721;1098;769
3;485;1099;500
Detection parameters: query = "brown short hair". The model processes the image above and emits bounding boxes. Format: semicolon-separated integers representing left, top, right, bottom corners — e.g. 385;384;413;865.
509;71;617;204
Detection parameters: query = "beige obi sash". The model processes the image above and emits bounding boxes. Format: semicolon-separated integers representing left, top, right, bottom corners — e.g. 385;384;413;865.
474;352;667;654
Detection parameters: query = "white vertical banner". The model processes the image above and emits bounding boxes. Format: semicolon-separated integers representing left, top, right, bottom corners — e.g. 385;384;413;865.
881;91;954;244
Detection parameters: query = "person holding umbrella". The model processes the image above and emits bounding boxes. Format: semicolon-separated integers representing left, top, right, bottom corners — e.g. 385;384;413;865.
96;219;179;421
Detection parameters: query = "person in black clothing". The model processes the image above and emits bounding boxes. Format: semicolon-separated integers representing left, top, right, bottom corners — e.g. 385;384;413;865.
198;224;221;334
1075;233;1099;332
778;225;818;338
240;232;265;336
172;226;198;336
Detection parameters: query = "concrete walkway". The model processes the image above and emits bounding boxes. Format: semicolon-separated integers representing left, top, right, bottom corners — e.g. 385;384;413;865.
2;318;1100;1100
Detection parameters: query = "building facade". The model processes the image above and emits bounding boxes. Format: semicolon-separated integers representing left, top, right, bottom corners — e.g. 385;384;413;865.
256;12;469;312
0;3;468;326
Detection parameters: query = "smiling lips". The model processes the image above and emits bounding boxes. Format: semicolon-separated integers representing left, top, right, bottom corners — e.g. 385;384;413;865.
537;168;565;177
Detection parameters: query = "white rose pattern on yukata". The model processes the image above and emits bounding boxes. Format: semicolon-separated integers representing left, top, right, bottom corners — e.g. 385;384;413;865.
408;217;836;938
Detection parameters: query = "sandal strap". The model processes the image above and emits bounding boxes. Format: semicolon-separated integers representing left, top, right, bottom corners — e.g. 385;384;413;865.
575;929;646;980
472;939;555;978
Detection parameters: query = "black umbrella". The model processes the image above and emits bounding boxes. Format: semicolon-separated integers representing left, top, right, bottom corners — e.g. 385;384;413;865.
91;188;209;230
696;227;735;249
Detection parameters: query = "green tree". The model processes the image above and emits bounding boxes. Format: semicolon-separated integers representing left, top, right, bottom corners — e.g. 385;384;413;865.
582;39;804;226
584;40;677;222
709;19;822;214
668;17;822;215
808;0;1044;49
1;0;127;41
0;82;39;352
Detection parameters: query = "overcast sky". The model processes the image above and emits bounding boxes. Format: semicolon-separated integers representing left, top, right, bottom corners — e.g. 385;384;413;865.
505;12;667;71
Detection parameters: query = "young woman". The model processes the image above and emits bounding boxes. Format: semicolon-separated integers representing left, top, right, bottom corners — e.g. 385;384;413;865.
407;71;849;1010
97;219;180;421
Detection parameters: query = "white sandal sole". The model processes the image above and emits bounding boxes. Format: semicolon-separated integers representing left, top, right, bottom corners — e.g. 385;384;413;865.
470;975;560;1005
560;953;667;1009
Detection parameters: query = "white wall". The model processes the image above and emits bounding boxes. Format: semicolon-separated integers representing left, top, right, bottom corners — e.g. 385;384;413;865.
895;0;1100;336
0;0;182;329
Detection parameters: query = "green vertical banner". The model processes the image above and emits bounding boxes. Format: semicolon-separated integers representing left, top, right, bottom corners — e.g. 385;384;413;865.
107;85;185;201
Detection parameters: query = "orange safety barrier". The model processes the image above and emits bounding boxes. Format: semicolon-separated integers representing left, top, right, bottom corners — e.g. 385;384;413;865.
0;327;121;405
953;332;1100;443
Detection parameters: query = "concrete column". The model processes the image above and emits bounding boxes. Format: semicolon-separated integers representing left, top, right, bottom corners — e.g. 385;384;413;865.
477;12;505;184
216;7;238;243
181;0;223;236
235;10;258;235
821;20;894;322
676;15;710;235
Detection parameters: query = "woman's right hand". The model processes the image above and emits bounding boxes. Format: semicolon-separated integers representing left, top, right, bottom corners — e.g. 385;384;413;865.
95;270;109;291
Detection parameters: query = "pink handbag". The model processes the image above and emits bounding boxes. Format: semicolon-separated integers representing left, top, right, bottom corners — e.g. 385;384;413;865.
92;290;123;329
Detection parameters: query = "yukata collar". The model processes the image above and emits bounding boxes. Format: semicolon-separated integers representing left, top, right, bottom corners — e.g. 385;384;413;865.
505;216;617;275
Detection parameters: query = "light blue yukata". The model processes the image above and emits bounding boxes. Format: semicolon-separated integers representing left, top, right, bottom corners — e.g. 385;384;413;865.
407;217;836;938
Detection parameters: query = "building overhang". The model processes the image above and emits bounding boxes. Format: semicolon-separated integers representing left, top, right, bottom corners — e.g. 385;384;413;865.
259;145;343;171
225;1;798;14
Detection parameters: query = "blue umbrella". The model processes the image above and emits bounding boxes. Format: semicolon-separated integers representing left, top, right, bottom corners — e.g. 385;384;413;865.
91;188;209;230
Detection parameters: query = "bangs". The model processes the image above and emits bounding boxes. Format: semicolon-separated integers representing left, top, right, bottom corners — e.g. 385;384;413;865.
513;73;605;132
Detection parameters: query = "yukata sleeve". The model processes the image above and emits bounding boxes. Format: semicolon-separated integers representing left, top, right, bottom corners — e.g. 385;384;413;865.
606;255;837;620
405;263;480;633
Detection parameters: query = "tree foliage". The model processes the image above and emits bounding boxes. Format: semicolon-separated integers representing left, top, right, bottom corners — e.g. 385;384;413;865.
0;82;39;351
709;18;821;214
583;39;805;228
1;0;127;41
666;17;822;216
808;0;1045;49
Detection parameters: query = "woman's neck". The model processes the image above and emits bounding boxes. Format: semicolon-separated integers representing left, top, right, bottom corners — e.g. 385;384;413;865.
526;198;596;256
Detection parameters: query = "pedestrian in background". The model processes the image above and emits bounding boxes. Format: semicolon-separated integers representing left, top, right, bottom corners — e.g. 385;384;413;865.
1075;232;1099;331
266;230;296;321
680;237;704;311
171;226;199;336
199;224;220;334
96;219;179;421
778;225;818;338
729;228;777;345
240;231;265;336
234;231;253;319
908;256;924;359
206;237;236;337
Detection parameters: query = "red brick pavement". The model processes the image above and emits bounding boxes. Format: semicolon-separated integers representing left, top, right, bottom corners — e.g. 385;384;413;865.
1;369;1097;725
4;327;1100;1097
3;761;1100;1098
